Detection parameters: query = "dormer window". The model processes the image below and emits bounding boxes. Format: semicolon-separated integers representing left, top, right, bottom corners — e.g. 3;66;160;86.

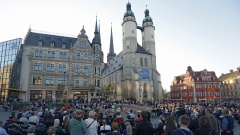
80;41;86;48
38;40;43;46
50;42;55;47
62;43;66;48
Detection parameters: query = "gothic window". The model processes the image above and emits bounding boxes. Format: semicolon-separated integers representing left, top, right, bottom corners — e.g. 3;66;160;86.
145;58;148;66
77;53;80;60
140;57;143;66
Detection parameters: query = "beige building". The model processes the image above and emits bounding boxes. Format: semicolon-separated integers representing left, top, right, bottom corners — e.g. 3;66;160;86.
17;2;163;101
218;68;240;101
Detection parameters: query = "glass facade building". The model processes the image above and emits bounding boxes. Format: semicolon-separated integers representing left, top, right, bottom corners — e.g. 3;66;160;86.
0;38;21;100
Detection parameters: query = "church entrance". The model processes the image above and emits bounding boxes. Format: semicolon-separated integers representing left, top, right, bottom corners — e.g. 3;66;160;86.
143;83;148;101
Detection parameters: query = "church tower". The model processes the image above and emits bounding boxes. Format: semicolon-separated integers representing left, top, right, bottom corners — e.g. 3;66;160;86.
107;24;116;62
142;8;156;69
122;2;137;80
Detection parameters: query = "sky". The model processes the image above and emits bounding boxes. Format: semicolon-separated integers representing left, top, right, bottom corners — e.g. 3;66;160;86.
0;0;240;91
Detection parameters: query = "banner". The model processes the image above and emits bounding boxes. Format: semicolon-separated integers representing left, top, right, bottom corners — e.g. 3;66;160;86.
140;68;149;80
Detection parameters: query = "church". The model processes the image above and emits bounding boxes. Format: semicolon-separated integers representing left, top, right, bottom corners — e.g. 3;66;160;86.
7;2;162;102
101;2;163;102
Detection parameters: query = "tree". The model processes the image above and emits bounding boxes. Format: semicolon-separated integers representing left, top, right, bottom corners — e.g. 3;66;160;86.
56;84;65;99
101;84;114;99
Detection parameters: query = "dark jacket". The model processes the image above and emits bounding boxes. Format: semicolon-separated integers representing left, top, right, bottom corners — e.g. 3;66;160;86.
171;128;193;135
196;127;217;135
135;119;153;135
188;119;199;134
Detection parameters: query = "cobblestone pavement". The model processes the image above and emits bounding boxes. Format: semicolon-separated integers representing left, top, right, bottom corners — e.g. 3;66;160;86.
0;105;239;135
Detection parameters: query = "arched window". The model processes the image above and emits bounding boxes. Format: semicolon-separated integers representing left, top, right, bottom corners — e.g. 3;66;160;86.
81;41;86;48
140;57;143;66
50;42;55;47
145;58;147;66
77;53;80;60
95;55;99;61
84;54;88;61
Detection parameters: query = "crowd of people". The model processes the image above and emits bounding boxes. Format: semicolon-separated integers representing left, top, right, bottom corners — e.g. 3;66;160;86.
0;100;239;135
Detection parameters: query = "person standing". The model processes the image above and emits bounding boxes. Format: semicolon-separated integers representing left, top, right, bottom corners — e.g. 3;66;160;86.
84;111;98;135
196;116;217;135
68;110;87;135
0;120;8;135
171;115;194;135
221;109;234;135
205;108;220;135
135;111;153;135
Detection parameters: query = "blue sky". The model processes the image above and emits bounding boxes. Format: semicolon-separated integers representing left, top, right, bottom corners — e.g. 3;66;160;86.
0;0;239;91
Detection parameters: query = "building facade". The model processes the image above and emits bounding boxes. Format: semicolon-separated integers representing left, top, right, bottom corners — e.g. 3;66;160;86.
218;68;240;101
101;2;163;102
4;2;163;101
170;66;220;103
0;38;21;100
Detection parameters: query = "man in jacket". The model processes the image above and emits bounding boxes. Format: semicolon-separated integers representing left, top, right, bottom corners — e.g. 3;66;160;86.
205;108;220;135
69;110;87;135
171;115;193;135
135;111;153;135
221;109;234;135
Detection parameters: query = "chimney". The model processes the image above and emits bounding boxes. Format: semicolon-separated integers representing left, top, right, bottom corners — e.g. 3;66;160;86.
230;70;233;73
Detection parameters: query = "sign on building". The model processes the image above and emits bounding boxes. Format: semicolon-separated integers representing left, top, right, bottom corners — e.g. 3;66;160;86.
140;68;149;80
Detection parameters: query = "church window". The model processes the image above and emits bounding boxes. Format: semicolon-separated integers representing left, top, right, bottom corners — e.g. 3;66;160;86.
151;35;153;38
145;58;148;66
132;30;134;34
77;53;80;60
140;57;143;66
80;41;86;48
127;46;129;49
50;42;55;47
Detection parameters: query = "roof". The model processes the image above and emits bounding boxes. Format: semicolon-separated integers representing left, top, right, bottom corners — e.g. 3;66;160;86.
101;51;123;77
136;44;152;55
24;31;78;49
218;71;238;81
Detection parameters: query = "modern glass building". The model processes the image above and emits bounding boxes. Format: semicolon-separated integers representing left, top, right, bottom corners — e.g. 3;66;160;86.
0;38;21;100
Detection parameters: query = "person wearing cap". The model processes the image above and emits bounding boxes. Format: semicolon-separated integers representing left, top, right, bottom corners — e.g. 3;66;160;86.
68;109;87;135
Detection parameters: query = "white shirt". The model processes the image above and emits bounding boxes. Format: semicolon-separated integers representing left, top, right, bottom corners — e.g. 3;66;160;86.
29;115;39;124
100;125;111;135
84;118;98;135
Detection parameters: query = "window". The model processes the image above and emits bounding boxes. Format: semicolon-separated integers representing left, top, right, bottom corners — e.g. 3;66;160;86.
33;76;42;85
80;41;86;48
74;78;80;87
145;58;148;66
58;77;66;85
35;50;43;57
34;63;43;71
84;54;88;61
208;84;212;88
59;64;66;72
50;42;55;47
46;77;54;85
83;78;87;86
140;57;143;66
62;43;66;48
127;46;129;49
38;40;43;46
95;55;99;61
132;30;134;34
84;66;88;73
47;63;54;71
77;53;80;60
60;52;67;59
48;51;55;58
75;65;80;73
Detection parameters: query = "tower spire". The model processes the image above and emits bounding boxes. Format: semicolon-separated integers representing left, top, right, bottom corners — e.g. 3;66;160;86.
107;23;116;62
94;16;99;34
92;16;101;44
98;20;101;43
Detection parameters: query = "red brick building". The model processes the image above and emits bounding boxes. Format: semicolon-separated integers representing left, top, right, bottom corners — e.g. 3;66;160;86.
170;66;220;103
